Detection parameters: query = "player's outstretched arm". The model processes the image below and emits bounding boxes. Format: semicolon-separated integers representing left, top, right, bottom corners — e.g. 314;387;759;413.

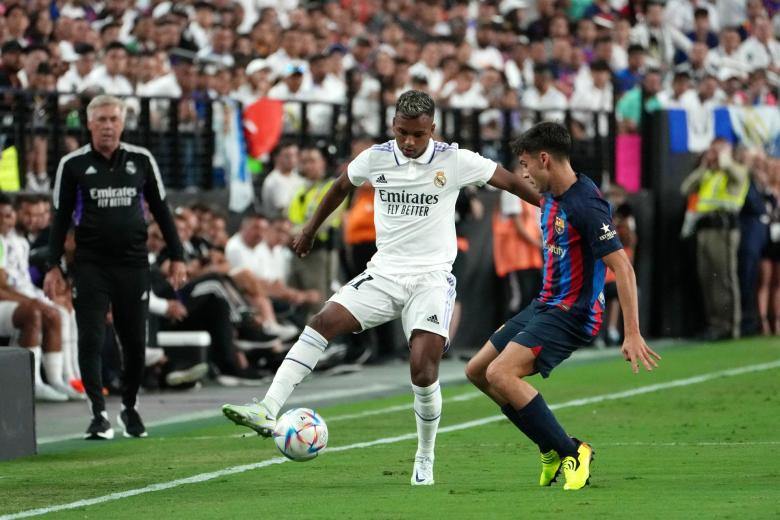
292;171;355;258
487;165;541;207
602;249;661;374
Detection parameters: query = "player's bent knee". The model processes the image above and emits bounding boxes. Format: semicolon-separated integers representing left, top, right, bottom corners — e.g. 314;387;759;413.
484;360;507;388
464;359;486;386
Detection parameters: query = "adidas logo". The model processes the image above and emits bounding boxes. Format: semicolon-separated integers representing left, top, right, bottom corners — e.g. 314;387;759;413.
85;165;97;175
375;174;387;184
426;315;439;325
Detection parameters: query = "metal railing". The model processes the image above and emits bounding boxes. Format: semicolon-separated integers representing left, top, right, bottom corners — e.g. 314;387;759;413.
1;88;616;190
0;89;215;190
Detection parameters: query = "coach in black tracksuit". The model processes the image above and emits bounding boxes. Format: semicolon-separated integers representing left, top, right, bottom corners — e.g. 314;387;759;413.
45;95;186;440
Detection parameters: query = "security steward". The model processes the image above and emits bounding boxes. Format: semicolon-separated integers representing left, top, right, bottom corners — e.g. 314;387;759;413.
44;95;186;440
681;139;749;341
288;146;345;318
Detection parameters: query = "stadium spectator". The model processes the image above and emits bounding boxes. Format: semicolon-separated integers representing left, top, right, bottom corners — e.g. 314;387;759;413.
261;141;303;219
758;157;780;336
685;7;720;49
681;140;749;340
492;172;542;321
736;16;780;78
738;151;772;336
521;63;567;129
81;41;132;97
615;44;646;94
196;24;235;69
234;57;272;106
4;4;30;47
440;64;487;110
657;69;698;109
0;40;24;90
570;60;613;139
629;0;690;70
616;68;663;134
287;147;343;309
705;26;748;76
25;62;55;192
602;184;638;346
737;69;778;106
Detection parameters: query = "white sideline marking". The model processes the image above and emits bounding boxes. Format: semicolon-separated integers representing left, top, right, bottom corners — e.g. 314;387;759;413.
5;359;779;520
38;347;621;445
38;384;398;445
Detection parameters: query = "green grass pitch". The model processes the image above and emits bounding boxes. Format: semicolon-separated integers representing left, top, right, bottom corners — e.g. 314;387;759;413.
1;339;779;519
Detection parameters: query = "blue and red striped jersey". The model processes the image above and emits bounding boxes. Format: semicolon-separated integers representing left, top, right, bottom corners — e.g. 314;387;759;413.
536;174;623;336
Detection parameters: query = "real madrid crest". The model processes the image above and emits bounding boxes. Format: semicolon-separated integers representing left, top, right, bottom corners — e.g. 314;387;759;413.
126;160;137;175
554;216;565;235
433;170;446;188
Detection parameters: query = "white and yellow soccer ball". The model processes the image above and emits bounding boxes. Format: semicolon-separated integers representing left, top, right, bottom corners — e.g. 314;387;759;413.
272;408;328;462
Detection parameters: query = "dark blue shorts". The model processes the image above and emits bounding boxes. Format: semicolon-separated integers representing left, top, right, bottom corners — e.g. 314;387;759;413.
489;300;595;378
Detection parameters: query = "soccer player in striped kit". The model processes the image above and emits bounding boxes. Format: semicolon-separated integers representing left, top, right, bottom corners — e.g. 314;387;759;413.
466;122;660;490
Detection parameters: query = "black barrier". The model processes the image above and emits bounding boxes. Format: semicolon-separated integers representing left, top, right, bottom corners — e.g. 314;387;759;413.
0;88;615;193
643;111;703;338
0;348;36;461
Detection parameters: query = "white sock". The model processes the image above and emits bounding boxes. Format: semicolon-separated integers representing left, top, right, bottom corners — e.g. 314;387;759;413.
413;380;442;458
262;326;328;417
68;310;81;380
30;346;44;386
42;351;66;387
57;306;75;382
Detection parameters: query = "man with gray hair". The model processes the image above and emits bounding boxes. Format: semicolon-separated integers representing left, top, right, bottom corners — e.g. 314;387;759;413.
223;90;541;486
44;95;187;440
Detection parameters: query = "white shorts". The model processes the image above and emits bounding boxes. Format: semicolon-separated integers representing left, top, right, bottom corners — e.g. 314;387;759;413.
329;269;457;342
0;301;19;336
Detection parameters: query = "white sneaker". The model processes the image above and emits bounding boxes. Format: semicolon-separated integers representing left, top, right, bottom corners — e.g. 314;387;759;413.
165;362;209;387
50;382;86;401
263;322;300;342
411;455;434;486
35;383;68;402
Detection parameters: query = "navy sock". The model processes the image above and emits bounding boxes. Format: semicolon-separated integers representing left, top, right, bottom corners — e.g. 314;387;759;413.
517;394;579;458
500;403;552;453
515;394;578;458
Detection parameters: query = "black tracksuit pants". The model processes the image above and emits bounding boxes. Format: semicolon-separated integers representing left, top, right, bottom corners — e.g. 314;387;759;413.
73;261;149;417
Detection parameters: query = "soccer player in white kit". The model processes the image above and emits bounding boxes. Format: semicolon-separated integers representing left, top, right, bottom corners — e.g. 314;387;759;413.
222;90;540;485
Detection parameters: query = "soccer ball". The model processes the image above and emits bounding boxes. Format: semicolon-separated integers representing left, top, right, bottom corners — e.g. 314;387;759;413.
272;408;328;462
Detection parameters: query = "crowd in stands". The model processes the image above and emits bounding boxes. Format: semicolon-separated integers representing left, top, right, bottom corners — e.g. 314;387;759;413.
1;1;780;398
0;0;778;189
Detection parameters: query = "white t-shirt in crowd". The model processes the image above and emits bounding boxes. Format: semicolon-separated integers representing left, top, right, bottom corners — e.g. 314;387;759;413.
261;168;305;217
225;234;263;278
255;241;291;283
347;138;496;276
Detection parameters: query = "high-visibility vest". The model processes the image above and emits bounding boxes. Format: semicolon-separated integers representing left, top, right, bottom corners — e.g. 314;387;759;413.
695;169;749;214
288;178;344;242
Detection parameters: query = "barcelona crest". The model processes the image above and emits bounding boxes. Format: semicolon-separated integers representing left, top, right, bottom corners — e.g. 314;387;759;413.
554;216;565;235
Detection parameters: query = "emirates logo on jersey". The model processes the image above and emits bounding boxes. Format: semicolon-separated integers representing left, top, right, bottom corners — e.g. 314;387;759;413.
433;170;446;188
554;216;565;235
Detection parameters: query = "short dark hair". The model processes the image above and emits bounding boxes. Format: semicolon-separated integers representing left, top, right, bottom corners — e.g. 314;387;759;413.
395;90;435;119
511;122;572;159
105;41;128;53
0;192;12;207
627;44;645;55
242;210;267;222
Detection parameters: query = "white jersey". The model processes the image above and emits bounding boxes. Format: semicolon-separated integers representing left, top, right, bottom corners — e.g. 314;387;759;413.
347;139;496;276
1;231;42;299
